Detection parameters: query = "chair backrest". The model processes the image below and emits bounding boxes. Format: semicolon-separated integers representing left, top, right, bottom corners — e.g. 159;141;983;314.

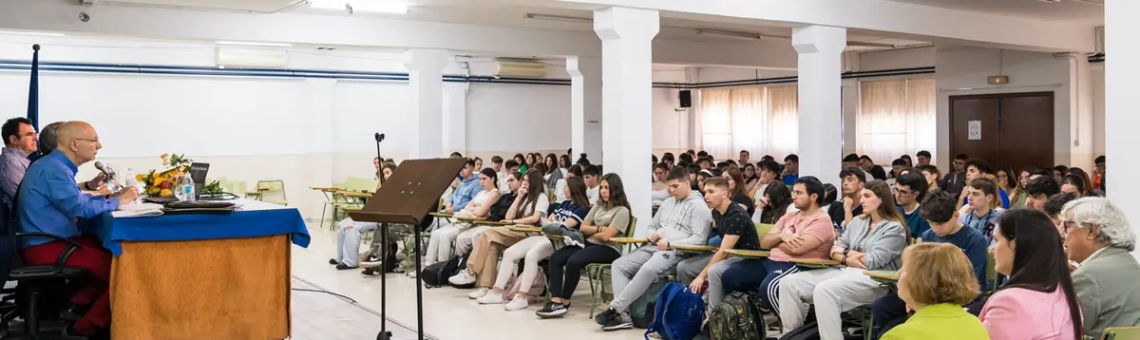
985;251;997;295
343;177;378;192
1102;326;1140;340
755;223;775;238
621;216;639;254
257;180;287;203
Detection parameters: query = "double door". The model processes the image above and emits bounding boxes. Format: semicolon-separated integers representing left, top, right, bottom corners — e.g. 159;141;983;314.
949;92;1054;173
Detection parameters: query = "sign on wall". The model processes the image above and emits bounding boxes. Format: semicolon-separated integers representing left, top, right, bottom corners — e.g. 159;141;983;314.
968;120;982;140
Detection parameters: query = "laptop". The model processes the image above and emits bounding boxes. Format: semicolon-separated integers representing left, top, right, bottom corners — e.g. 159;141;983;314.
188;162;210;200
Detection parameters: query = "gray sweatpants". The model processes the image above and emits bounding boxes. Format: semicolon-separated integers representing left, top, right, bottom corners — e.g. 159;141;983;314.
705;257;744;308
609;245;682;313
676;253;712;285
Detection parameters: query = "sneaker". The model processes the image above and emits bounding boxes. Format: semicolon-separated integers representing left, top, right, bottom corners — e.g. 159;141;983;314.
449;270;477;286
535;303;569;318
477;291;505;305
601;311;633;331
360;255;384;267
594;307;618;325
335;264;357;270
468;287;489;299
504;295;528;311
360;267;379;277
535;302;554;317
647;332;664;339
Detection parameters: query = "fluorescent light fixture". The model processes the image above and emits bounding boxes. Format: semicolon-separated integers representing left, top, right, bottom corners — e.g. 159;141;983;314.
0;30;65;37
308;0;348;10
349;1;408;14
524;13;593;23
217;40;293;47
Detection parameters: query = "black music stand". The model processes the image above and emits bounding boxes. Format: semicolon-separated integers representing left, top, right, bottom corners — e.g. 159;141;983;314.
349;158;467;340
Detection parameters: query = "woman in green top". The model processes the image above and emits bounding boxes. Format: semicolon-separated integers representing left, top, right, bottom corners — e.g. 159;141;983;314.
881;243;989;340
543;173;632;317
514;153;528;173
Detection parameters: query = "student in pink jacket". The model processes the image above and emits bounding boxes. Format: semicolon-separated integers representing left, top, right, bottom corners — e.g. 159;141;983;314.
980;209;1084;340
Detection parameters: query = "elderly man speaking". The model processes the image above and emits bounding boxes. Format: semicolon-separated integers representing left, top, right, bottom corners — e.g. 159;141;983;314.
17;121;139;337
1062;197;1140;339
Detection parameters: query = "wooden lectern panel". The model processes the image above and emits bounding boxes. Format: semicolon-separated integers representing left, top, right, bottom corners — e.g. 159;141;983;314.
349;158;468;225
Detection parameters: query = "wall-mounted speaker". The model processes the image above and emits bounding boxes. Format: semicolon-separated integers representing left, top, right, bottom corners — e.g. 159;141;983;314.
679;90;692;108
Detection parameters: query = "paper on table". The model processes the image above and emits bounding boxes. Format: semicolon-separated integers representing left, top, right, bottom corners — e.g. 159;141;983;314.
113;202;164;218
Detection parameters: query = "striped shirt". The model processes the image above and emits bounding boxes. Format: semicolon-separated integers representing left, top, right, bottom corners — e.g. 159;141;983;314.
0;147;30;205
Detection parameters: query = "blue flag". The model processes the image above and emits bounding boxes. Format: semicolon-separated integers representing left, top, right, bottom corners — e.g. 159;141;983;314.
27;44;39;132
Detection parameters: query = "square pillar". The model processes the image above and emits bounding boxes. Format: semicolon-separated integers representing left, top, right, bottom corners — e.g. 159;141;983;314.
1105;0;1140;259
595;6;659;238
793;25;846;180
567;56;603;160
404;49;451;159
306;78;336;222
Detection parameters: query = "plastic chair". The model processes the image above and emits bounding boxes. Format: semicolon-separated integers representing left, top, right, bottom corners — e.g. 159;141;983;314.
256;180;287;205
1101;326;1140;340
585;216;638;318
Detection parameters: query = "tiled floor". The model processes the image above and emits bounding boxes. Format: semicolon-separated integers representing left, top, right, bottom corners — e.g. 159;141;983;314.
293;226;641;340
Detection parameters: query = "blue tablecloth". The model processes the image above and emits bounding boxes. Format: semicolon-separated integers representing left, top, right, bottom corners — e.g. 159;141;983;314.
97;204;310;257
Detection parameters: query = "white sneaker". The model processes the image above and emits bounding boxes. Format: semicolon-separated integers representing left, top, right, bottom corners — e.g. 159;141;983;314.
449;269;476;286
477;291;506;305
468;287;489;299
503;295;528;311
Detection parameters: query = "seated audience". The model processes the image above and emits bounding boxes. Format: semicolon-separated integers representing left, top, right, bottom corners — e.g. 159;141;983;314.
894;172;931;238
879;243;989;340
779;180;908;340
821;183;838;212
330;162;395;270
941;154;969;199
720;176;835;311
960;158;1010;209
742;163;760;193
1043;193;1078;236
828;168;867;231
583;165;601;204
915;150;931;166
1066;168;1099;196
915;164;940;192
451;170;547;288
652;163;670;207
1059;174;1090;198
722;167;755;215
980;209;1083;340
1061;197;1140;339
514;153;527;173
594;167;711;331
19;121;140;337
477;176;591;310
27;121;63;164
843;153;873;182
1025;176;1061;212
428;167;499;265
748;160;781;204
538;174;630;314
543;153;563;190
423;161;491;265
1;117;38;205
1053;165;1069;183
1008;167;1033;209
960;178;1005;244
782;154;799;186
754;181;793;225
686;177;761;309
871;190;987;339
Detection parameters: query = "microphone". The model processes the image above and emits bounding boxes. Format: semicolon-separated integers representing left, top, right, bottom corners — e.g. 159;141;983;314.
374;133;386;143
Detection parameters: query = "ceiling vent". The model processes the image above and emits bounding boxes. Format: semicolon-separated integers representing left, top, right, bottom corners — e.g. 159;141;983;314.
494;60;547;78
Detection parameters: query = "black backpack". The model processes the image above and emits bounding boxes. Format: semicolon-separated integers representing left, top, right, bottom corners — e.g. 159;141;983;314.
708;292;765;340
422;255;461;288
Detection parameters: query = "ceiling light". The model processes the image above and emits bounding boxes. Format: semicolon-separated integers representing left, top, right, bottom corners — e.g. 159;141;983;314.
217;40;293;47
349;1;408;14
308;0;348;10
524;13;593;23
0;31;65;37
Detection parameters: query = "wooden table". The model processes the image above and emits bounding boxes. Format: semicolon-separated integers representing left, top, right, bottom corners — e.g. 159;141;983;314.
610;237;648;244
672;244;718;253
474;220;512;226
428;212;453;219
725;249;771;258
507;225;544;233
246;186;271;200
309;186;341;192
337;190;373;200
455;216;487;223
864;270;900;284
791;257;841;269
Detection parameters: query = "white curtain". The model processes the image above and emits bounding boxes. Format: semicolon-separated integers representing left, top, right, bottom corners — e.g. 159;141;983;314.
698;85;799;160
856;77;936;165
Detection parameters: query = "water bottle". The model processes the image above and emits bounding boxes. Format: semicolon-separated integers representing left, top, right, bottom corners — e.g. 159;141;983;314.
176;172;196;202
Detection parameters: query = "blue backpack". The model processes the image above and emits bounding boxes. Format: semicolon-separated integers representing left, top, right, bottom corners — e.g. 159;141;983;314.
645;282;705;340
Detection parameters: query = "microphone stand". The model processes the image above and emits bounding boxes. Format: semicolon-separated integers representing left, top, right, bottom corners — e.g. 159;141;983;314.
372;133;394;340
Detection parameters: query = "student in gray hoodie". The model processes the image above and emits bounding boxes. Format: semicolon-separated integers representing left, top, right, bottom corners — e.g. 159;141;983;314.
777;180;908;340
594;166;712;331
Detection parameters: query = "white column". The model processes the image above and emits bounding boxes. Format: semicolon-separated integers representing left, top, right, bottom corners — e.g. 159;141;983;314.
793;25;846;181
595;6;659;238
1105;0;1140;259
568;56;603;160
403;49;451;159
306;78;336;221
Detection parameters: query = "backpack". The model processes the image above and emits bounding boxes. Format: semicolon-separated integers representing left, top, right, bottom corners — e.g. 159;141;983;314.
708;292;765;340
422;255;462;288
645;282;704;340
778;321;820;340
631;277;669;329
504;267;547;304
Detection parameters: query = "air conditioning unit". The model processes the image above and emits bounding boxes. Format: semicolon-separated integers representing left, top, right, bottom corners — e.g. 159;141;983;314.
494;60;547;77
215;47;289;68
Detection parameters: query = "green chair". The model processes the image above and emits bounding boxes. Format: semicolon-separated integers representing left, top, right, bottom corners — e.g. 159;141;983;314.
986;251;997;295
1101;326;1140;340
585;216;638;318
256;180;287;205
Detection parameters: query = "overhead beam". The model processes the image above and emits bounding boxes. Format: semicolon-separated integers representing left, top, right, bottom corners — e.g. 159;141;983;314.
0;0;795;69
554;0;1097;53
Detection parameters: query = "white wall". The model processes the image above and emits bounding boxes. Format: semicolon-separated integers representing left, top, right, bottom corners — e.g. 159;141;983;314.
0;33;684;222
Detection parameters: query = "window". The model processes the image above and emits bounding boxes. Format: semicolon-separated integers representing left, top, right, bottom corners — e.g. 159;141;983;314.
856;77;936;165
698;85;799;160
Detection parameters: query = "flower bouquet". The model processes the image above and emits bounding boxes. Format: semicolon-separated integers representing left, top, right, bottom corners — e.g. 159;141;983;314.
136;153;192;197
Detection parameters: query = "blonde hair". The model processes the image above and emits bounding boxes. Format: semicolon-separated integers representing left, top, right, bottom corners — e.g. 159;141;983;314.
900;243;979;306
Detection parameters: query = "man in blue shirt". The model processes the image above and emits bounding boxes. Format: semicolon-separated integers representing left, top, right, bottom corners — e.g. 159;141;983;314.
894;172;931;238
782;154;799;186
443;159;479;213
869;190;988;339
19;121;138;337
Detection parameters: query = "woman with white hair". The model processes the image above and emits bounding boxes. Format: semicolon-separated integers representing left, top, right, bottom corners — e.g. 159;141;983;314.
1062;197;1140;340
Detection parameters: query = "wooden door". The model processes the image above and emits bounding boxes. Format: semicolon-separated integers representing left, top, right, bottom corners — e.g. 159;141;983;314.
949;96;1001;166
997;93;1054;172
